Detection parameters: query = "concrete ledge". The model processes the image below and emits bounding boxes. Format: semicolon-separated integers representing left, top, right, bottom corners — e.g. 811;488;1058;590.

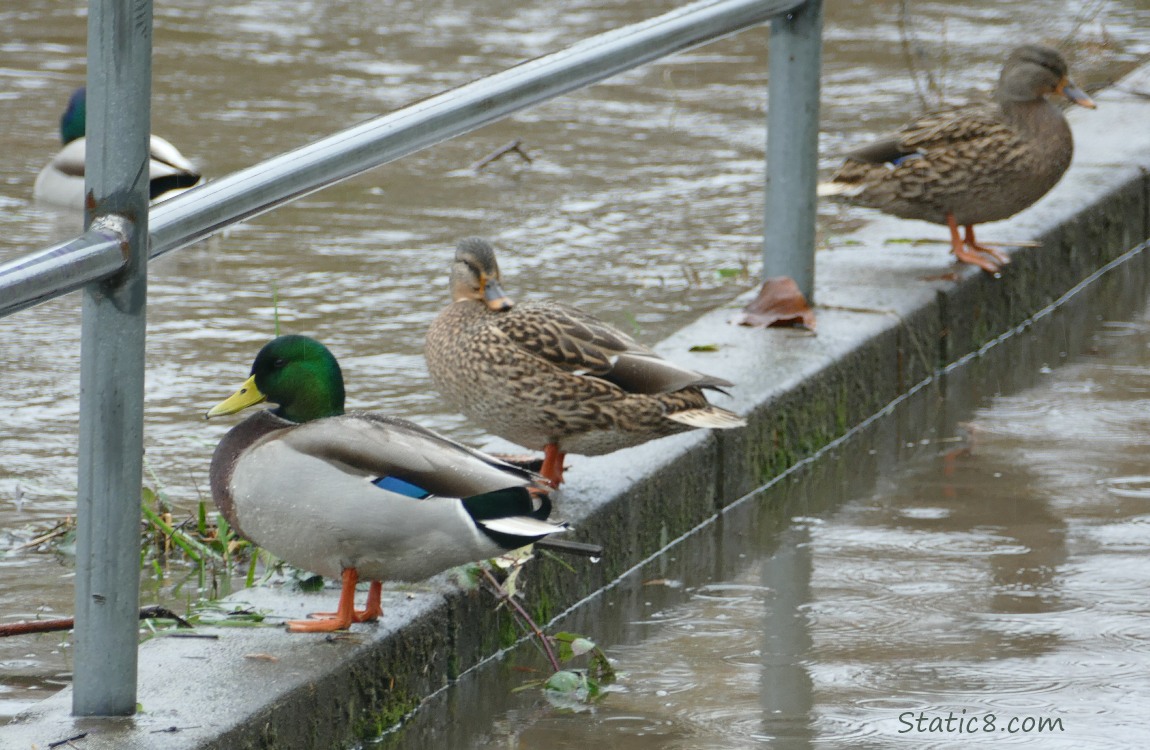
5;64;1150;750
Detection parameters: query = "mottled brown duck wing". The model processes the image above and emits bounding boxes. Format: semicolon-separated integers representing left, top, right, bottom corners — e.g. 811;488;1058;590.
280;414;546;495
495;301;732;394
494;301;641;377
838;104;1010;168
831;105;1016;194
896;104;1014;154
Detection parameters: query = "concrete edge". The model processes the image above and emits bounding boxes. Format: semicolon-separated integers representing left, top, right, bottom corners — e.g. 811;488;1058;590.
3;63;1150;750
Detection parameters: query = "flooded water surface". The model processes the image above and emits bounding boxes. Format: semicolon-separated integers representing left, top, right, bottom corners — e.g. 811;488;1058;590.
2;0;1150;732
375;279;1150;749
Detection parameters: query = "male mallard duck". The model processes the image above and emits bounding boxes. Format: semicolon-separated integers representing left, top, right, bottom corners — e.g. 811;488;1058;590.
425;237;746;487
819;45;1095;274
33;87;202;209
206;334;566;633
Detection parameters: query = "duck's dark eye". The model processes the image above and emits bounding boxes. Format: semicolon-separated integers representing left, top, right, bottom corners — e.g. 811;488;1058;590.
273;358;287;369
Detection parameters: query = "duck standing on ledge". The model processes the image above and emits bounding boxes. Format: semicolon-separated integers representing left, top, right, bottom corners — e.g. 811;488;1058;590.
206;335;566;633
426;237;746;488
33;87;203;209
819;45;1095;274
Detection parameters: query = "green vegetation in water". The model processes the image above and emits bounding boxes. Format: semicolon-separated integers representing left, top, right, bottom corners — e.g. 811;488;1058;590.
512;631;617;710
477;560;616;709
137;463;264;599
8;466;281;630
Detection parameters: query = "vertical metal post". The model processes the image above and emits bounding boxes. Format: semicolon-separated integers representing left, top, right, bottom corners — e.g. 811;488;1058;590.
763;0;823;302
73;0;153;717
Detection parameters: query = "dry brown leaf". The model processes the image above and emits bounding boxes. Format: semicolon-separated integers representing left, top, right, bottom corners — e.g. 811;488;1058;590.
732;277;816;330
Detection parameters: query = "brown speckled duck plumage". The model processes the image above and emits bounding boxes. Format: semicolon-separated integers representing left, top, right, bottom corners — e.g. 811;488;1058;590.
820;45;1095;274
425;237;746;486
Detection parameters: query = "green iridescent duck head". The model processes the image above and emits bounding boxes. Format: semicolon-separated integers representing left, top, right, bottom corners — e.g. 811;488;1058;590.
207;335;346;424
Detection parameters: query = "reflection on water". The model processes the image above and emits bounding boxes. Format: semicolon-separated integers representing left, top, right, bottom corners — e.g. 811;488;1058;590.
791;315;1150;748
2;0;1150;728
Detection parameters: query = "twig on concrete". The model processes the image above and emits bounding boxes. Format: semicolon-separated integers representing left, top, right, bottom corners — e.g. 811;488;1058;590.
47;732;88;748
150;725;201;734
0;606;192;637
0;618;77;637
138;605;193;628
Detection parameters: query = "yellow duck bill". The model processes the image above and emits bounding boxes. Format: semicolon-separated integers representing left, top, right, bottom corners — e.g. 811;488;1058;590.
205;375;267;419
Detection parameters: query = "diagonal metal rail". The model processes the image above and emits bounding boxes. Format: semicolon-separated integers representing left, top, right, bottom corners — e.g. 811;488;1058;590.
0;0;821;718
0;0;813;318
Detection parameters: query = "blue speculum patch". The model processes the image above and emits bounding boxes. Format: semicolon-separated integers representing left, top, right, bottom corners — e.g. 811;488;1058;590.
372;475;432;499
889;152;922;166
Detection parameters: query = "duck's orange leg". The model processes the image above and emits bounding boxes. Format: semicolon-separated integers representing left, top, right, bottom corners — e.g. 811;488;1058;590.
947;214;1001;274
540;443;567;488
963;225;1011;266
303;575;383;624
355;581;383;623
288;568;375;632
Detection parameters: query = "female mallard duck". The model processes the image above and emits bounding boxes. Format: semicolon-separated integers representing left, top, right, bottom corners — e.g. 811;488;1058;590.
33;87;202;209
819;45;1095;274
425;237;746;488
206;334;566;633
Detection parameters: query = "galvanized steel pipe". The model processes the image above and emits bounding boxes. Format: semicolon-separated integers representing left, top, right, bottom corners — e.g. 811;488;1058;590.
0;0;808;317
72;0;153;717
0;226;126;317
764;0;823;301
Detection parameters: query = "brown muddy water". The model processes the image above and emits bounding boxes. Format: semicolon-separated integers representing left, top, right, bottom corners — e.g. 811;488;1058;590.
1;0;1149;732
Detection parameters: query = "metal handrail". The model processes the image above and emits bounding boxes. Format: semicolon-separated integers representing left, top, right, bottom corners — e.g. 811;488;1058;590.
0;0;822;717
0;0;812;318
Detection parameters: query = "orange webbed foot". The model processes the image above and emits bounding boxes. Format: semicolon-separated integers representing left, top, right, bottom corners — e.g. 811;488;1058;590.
947;215;1003;275
963;225;1011;267
953;244;1004;275
287;614;355;633
286;569;381;633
